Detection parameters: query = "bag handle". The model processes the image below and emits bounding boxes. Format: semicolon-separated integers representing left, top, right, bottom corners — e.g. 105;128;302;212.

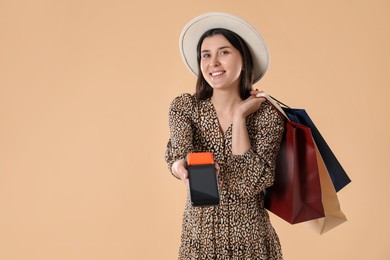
268;95;290;109
257;92;290;120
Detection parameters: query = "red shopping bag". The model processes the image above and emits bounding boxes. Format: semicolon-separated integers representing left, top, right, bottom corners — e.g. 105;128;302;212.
264;95;325;224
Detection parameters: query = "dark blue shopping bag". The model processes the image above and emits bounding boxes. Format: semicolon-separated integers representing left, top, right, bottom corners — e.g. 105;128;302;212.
284;109;350;192
270;96;351;192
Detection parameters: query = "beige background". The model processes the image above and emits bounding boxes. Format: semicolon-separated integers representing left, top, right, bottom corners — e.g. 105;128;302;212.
0;0;389;259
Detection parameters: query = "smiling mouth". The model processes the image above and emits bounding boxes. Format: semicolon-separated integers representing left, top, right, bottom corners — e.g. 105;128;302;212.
210;71;225;77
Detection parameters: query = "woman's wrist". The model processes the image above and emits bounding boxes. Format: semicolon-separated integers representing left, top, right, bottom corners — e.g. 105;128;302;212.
232;113;246;126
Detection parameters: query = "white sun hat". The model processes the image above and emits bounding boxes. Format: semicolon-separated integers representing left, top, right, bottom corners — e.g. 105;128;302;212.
179;12;270;83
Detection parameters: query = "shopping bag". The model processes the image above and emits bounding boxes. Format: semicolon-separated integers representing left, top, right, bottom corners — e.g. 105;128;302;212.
281;108;351;192
264;96;325;224
305;144;347;234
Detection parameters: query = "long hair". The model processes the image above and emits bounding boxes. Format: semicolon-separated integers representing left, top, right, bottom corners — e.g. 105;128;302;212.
195;28;254;100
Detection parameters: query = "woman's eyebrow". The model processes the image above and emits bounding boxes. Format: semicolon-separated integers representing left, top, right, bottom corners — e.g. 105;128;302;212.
201;46;232;53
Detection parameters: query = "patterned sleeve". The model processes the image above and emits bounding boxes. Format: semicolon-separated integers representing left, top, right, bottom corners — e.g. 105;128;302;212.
227;102;285;198
165;93;195;178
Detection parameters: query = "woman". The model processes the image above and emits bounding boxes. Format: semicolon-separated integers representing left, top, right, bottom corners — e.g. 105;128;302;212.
165;12;284;259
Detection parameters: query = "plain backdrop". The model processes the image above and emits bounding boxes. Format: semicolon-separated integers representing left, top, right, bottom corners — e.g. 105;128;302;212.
1;0;389;259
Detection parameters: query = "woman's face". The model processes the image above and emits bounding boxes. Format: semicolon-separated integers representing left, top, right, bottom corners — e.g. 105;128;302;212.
200;34;243;91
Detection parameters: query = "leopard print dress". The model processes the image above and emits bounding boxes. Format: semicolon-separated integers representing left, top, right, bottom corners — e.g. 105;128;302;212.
165;93;284;259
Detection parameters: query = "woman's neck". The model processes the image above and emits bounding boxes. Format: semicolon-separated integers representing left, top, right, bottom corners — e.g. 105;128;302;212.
211;88;242;115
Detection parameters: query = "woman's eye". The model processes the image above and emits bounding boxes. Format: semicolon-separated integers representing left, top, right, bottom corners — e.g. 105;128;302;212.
220;50;229;55
202;53;210;59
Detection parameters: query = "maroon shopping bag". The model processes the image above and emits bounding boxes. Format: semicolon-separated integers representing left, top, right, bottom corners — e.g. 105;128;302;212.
264;101;325;224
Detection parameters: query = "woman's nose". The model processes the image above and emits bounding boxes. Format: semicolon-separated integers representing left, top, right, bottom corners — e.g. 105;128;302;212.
210;55;220;66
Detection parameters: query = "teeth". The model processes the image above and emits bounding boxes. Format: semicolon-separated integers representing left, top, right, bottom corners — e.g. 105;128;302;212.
211;71;224;76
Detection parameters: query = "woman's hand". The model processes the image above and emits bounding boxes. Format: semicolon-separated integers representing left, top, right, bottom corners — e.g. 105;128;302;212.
215;162;222;187
233;89;267;121
231;90;267;155
172;159;189;185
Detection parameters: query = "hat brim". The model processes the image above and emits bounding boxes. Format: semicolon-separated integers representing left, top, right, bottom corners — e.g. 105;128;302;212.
179;12;270;84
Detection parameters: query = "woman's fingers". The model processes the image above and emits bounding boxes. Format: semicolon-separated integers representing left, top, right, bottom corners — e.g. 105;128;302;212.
255;92;266;98
178;169;189;183
215;162;220;174
214;162;222;187
250;88;264;94
172;159;189;185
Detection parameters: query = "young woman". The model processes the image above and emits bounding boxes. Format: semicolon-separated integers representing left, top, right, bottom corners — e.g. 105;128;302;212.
165;12;284;259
